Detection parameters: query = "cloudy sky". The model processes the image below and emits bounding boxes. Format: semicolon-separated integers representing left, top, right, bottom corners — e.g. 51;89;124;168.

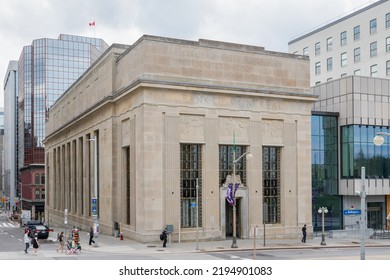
0;0;375;107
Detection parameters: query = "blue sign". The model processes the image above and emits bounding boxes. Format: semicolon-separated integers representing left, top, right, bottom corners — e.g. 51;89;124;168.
91;197;98;216
343;209;361;215
190;202;197;208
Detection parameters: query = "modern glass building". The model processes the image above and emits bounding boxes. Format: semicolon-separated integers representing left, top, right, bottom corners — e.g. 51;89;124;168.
289;0;390;233
311;113;342;232
17;34;108;219
312;76;390;232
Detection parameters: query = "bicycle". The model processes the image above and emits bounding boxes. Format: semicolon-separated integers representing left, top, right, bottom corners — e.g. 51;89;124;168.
65;240;81;255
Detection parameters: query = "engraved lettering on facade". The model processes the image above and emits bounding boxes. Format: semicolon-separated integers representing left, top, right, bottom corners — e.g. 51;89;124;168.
181;92;284;112
193;94;210;105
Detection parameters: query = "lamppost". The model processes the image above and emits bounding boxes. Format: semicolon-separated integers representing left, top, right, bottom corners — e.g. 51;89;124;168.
89;137;99;247
231;148;253;248
355;166;366;260
318;207;328;245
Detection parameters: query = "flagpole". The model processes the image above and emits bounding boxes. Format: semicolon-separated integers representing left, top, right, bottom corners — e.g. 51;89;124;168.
232;149;238;248
232;131;238;248
229;131;253;248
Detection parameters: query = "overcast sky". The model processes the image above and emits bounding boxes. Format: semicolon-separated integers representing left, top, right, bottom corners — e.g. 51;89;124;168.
0;0;375;107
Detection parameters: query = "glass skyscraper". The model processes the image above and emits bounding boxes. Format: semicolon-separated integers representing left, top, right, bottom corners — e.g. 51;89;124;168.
17;34;108;218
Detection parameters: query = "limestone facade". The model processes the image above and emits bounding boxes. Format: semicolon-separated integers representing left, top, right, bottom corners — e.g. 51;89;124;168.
45;35;316;242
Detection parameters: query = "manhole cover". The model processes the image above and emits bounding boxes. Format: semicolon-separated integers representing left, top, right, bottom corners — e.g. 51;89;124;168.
147;245;156;248
217;247;225;249
157;249;165;251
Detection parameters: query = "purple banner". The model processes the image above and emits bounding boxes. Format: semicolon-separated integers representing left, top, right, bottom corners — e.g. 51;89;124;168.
226;183;240;205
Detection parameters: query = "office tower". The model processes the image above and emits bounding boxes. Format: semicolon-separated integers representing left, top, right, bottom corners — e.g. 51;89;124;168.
17;34;108;219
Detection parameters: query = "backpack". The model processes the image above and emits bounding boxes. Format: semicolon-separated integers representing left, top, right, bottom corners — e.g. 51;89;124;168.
160;233;164;241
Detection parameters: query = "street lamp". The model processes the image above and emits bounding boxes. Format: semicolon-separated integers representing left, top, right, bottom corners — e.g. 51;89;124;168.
372;132;390;146
318;207;328;245
89;137;99;247
231;148;253;248
355;166;366;260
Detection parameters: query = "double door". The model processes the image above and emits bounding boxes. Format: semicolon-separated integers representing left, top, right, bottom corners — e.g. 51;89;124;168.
367;202;383;230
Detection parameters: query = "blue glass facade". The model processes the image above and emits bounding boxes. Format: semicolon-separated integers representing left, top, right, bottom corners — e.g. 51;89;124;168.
17;34;108;218
341;125;390;178
311;114;342;231
18;34;108;166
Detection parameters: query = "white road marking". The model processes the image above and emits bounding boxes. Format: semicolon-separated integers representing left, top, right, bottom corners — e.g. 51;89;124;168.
0;222;16;228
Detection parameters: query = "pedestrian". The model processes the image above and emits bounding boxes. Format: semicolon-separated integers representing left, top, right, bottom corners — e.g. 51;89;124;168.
24;230;30;254
89;227;95;245
32;235;40;254
56;232;65;253
73;228;79;245
162;227;168;248
301;224;307;243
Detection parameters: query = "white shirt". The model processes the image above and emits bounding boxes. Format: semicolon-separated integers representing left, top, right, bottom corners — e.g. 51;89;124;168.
24;233;30;244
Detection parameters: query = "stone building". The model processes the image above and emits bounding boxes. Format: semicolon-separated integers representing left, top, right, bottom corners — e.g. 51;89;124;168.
44;35;316;242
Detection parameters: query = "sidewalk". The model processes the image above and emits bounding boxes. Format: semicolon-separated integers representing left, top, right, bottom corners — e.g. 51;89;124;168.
49;227;390;255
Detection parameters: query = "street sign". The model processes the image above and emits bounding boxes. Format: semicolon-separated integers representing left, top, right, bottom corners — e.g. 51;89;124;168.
190;202;197;208
64;208;68;224
91;197;98;216
343;209;361;215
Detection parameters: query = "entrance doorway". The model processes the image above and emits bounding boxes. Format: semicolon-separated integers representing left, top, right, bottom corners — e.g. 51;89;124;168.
367;202;383;230
225;198;241;238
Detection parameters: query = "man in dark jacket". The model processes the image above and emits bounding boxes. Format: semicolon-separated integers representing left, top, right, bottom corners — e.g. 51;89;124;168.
89;228;95;245
162;227;168;247
301;224;307;243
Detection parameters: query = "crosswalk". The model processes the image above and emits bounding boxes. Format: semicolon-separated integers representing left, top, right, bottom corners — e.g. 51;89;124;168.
0;222;17;228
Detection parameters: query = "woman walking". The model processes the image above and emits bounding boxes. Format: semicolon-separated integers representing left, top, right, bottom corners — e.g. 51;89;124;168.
32;236;40;254
89;228;95;245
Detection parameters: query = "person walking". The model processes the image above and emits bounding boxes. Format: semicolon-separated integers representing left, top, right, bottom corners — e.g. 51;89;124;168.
24;230;30;254
56;232;65;253
32;235;40;254
89;227;95;246
73;228;79;245
301;224;307;243
162;227;168;248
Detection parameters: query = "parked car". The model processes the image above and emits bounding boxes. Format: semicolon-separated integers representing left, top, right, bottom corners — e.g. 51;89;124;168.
28;224;51;239
27;220;42;226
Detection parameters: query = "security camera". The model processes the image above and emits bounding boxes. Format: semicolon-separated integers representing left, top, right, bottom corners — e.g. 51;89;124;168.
355;191;361;196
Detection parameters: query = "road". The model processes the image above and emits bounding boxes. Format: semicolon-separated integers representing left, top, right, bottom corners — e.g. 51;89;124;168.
1;213;389;260
0;213;22;252
207;247;390;260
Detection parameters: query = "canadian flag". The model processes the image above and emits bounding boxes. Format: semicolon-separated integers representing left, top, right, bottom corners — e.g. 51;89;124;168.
89;21;95;26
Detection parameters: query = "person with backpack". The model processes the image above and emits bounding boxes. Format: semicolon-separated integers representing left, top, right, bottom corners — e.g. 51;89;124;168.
301;224;307;243
161;227;168;247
